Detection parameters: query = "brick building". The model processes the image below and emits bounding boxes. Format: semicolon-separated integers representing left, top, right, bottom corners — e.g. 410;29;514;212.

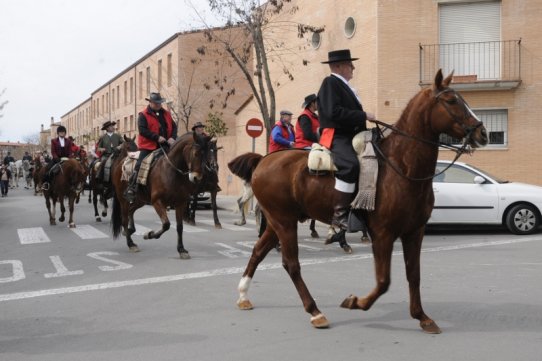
234;0;542;186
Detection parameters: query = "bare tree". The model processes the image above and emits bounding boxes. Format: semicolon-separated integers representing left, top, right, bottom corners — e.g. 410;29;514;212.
190;0;323;141
22;132;42;154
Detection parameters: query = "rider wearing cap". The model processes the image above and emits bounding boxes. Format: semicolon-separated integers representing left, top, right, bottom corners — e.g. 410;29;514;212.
41;125;73;190
269;110;295;153
124;92;178;203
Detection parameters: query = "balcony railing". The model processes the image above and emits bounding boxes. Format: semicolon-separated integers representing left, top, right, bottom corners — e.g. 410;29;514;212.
419;40;521;90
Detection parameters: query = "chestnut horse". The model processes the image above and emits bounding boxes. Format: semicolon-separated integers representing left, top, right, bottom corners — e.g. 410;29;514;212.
88;135;137;222
111;132;209;258
228;70;488;332
42;158;86;227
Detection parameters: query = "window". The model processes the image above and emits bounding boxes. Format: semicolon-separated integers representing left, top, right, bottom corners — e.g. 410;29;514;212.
124;80;128;106
112;88;115;110
116;85;120;109
311;32;321;49
130;77;134;103
146;66;151;96
124;117;128;132
439;1;501;80
167;54;172;86
440;109;508;147
139;71;143;99
130;115;134;131
344;17;356;38
157;59;162;90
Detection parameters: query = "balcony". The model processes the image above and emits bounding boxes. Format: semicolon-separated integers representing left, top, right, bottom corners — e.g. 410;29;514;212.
419;40;522;91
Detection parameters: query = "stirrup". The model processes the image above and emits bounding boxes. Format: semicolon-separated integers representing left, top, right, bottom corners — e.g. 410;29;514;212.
124;188;136;203
41;182;50;191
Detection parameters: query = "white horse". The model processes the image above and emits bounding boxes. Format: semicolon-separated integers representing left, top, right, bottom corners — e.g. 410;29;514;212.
22;159;33;188
8;161;21;188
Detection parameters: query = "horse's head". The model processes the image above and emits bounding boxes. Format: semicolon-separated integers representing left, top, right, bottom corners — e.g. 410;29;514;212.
122;135;138;153
184;133;212;183
205;139;220;174
430;69;488;148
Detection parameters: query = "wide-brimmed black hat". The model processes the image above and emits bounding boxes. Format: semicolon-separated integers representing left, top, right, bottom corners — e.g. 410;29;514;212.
191;122;205;131
321;49;359;64
302;93;318;108
145;92;166;104
101;120;117;130
57;125;67;134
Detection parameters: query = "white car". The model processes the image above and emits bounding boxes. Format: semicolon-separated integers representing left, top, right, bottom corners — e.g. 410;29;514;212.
429;161;542;235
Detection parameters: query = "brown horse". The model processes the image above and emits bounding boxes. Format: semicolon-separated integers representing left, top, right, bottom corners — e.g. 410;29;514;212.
42;158;86;227
110;132;210;258
185;138;222;228
228;70;488;332
32;156;44;196
88;135;137;222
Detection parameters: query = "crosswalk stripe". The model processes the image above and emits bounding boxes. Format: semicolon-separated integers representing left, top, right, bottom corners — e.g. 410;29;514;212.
133;223;153;236
70;225;109;239
154;220;208;233
17;228;51;244
197;219;253;232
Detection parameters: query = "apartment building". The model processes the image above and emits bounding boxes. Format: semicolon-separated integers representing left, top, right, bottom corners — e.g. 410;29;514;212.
234;0;541;186
61;27;252;195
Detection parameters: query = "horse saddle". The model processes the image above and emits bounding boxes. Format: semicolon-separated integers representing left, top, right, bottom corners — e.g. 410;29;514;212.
307;143;337;174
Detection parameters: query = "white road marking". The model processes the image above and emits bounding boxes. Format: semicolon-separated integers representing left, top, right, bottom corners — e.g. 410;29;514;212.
154;220;208;233
0;260;25;283
70;224;109;239
133;223;153;236
198;219;253;231
87;252;133;271
44;256;84;278
216;243;253;258
0;236;540;302
17;227;51;244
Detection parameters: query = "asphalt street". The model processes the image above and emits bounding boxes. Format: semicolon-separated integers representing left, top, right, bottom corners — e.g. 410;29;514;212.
1;186;541;361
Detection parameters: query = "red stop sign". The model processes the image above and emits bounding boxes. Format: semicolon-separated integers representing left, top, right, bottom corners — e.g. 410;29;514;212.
245;118;264;138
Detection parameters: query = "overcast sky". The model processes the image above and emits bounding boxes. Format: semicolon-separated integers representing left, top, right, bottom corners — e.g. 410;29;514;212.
0;0;217;142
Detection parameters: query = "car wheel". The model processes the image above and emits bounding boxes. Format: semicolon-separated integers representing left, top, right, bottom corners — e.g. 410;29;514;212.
505;204;540;235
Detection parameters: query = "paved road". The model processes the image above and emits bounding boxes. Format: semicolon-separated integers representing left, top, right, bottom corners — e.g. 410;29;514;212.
1;187;541;361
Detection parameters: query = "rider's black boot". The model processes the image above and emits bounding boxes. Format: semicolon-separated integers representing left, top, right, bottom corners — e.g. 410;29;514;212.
124;172;138;203
331;189;353;231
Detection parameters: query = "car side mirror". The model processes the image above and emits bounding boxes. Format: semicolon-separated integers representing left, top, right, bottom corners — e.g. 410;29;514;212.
474;175;486;184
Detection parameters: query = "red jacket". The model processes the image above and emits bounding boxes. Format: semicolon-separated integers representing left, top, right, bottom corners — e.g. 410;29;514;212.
269;120;295;153
137;107;175;151
51;137;73;160
295;109;320;149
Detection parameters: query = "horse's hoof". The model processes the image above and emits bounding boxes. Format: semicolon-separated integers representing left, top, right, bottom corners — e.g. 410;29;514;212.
179;251;191;260
234;220;246;226
420;320;442;334
50;221;56;226
59;217;65;222
341;244;353;254
68;223;76;228
361;236;370;244
215;224;222;229
143;231;153;240
340;295;360;310
310;313;330;329
101;211;107;217
237;299;253;310
129;246;140;253
311;231;319;238
96;217;102;222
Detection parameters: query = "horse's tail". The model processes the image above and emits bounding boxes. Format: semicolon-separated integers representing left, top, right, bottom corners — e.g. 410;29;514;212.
111;191;122;239
227;152;263;184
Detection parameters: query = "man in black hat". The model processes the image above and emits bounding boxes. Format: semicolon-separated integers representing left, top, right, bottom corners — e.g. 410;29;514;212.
41;125;73;190
3;151;15;166
96;120;124;196
295;93;320;149
191;122;208;137
317;49;375;233
124;92;177;203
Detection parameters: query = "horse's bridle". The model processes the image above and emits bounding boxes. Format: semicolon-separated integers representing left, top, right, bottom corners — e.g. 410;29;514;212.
370;87;484;182
159;141;206;177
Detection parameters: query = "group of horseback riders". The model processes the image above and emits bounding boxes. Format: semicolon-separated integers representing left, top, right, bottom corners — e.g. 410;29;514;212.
41;91;208;204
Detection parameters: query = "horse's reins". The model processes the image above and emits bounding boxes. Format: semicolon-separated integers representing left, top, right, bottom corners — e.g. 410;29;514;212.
369;88;484;182
159;141;203;176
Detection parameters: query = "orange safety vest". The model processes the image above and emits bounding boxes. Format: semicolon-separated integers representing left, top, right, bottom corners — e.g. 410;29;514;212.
137;108;174;151
295;109;320;149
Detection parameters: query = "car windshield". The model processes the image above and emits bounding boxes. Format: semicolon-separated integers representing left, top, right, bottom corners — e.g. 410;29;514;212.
437;162;509;184
464;163;509;183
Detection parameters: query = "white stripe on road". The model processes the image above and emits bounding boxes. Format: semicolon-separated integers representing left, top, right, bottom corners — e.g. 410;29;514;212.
0;236;539;302
197;219;253;231
70;225;109;239
17;228;51;244
154;220;209;233
133;223;153;236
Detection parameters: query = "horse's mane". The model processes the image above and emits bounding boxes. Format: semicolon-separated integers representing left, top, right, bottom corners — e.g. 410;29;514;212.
395;87;433;126
227;152;263;183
